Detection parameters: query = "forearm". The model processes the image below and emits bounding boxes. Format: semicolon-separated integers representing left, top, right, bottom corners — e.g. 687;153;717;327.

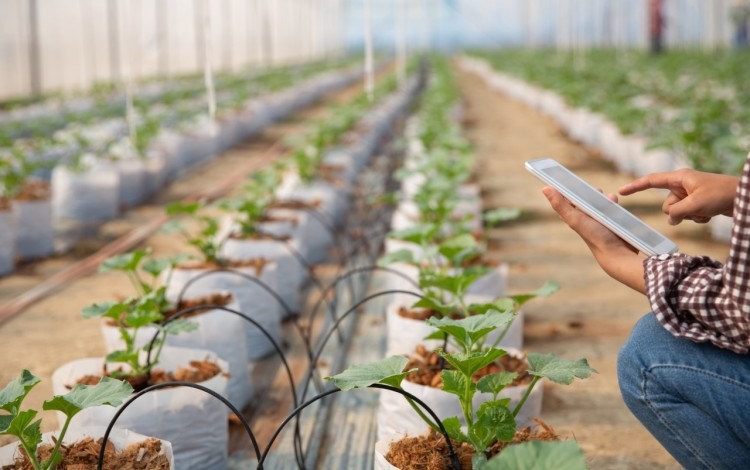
590;245;647;294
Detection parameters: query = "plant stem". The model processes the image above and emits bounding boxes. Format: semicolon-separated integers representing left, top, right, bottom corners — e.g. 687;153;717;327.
18;437;41;470
41;415;72;470
404;396;440;434
489;317;515;350
512;376;540;418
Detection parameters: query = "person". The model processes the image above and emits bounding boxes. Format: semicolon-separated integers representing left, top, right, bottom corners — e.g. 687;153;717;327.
541;158;750;469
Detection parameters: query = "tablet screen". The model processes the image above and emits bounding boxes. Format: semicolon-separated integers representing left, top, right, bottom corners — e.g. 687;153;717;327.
540;165;666;247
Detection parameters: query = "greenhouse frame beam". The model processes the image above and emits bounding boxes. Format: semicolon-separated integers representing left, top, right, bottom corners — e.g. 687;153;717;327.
28;0;41;96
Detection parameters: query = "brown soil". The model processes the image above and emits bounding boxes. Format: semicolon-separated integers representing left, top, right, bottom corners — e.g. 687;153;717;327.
177;257;270;275
1;436;169;470
75;360;224;392
0;198;9;211
228;231;292;242
13;180;51;202
385;421;559;469
397;306;438;321
269;199;322;210
163;292;233;319
404;345;532;388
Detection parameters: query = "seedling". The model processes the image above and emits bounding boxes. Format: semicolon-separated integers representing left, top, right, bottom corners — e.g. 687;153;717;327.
164;201;227;267
82;250;197;380
327;311;595;468
0;370;132;470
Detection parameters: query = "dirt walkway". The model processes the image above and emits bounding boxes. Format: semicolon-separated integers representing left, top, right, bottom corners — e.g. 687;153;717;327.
456;65;730;469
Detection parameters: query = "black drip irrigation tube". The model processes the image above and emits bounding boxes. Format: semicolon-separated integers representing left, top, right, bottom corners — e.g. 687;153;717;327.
143;303;310;468
96;381;260;470
305;265;420;343
257;384;461;470
301;289;425;400
173;268;313;350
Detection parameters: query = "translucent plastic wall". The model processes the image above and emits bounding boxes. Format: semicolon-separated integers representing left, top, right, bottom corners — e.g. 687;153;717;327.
0;0;344;100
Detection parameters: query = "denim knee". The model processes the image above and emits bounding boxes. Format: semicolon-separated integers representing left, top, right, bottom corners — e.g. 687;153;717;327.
617;313;664;411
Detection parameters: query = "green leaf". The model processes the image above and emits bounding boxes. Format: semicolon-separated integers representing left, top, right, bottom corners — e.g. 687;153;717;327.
484;440;589;470
389;223;438;246
510;281;560;307
105;349;140;366
124;300;163;328
483;208;522;226
81;301;130;321
527;353;597;385
0;409;37;436
427;310;515;349
441;416;467;442
420;271;483;299
166;201;200;216
160;318;199;336
437;348;506;378
99;250;147;273
377;249;416;267
476;372;518;396
438;234;482;266
43;377;133;419
441;370;475;397
325;356;415;391
477;400;517;442
0;370;40;414
411;297;450;316
470;299;516;314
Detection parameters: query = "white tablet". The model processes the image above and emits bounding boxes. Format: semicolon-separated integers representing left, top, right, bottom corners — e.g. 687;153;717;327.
525;158;678;256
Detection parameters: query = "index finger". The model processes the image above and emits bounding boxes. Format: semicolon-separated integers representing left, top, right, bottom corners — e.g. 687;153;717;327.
618;172;680;196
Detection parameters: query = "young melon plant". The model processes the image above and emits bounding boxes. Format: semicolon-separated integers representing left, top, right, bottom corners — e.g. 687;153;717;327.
0;370;132;470
327;311;595;468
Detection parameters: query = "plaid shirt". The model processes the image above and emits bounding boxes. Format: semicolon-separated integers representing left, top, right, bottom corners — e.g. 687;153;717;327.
644;154;750;354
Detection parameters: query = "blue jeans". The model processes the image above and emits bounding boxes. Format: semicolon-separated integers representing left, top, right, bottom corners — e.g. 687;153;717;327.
618;314;750;469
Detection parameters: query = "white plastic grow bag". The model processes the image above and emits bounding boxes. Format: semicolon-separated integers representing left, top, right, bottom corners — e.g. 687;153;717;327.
221;237;303;317
377;350;543;439
98;296;253;410
51;165;120;221
104;157;149;209
0;427;174;469
51;347;229;470
709;215;734;243
11;198;54;260
165;263;282;359
0;209;15;275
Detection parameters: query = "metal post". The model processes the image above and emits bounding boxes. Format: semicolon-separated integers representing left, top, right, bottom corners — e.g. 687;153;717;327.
157;0;168;76
26;0;42;96
364;0;374;102
107;0;121;82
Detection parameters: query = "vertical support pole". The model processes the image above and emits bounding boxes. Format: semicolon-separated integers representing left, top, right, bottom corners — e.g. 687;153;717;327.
28;0;42;96
260;0;273;66
364;0;374;102
107;0;121;82
157;0;169;76
222;0;232;71
396;0;406;85
202;0;217;124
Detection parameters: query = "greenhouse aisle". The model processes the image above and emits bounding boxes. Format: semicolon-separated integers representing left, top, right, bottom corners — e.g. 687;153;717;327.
456;64;730;469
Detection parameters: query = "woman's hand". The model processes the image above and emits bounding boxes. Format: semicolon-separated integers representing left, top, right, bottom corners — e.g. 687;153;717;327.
619;169;739;225
542;187;646;294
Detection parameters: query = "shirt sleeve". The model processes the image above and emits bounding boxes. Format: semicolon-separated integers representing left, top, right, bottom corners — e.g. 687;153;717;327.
643;154;750;354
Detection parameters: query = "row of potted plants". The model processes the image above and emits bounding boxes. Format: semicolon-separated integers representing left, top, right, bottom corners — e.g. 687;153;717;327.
0;60;370;277
462;50;745;243
324;57;594;469
0;64;426;469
